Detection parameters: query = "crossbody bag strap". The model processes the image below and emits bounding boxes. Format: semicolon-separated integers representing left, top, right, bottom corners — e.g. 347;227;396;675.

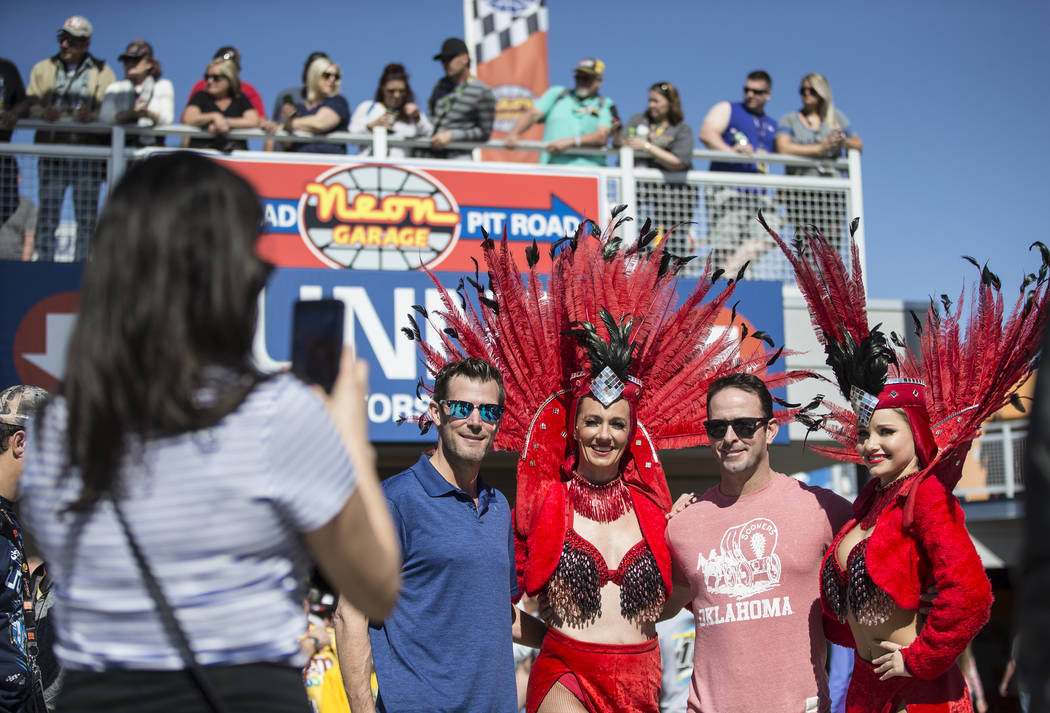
108;494;230;713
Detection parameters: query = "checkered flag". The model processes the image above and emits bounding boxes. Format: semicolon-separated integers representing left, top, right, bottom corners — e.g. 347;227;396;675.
471;0;549;64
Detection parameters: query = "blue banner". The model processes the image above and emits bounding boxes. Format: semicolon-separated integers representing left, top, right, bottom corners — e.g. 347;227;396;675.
0;263;786;443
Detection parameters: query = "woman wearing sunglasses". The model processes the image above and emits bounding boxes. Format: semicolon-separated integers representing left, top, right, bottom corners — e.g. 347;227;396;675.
408;214;803;713
618;81;697;258
349;63;432;158
280;56;350;154
775;72;862;177
766;217;1049;712
182;56;259;151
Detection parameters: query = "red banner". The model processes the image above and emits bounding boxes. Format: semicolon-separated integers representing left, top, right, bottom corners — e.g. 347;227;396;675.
215;155;601;273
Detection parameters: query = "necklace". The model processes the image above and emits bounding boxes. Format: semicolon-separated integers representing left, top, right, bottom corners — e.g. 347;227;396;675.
567;471;632;522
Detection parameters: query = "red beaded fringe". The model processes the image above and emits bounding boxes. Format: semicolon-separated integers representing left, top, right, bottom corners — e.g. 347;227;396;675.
567;472;632;522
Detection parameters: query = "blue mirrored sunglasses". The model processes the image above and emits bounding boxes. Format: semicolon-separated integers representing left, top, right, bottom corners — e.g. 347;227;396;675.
440;399;504;423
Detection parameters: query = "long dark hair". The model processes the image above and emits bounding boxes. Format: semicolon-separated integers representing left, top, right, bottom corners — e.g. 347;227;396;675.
373;63;416;115
55;152;272;509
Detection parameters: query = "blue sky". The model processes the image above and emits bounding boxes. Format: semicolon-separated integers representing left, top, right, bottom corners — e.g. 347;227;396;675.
4;0;1047;302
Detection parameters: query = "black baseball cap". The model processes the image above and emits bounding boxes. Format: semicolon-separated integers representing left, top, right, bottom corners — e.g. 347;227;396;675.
433;38;468;61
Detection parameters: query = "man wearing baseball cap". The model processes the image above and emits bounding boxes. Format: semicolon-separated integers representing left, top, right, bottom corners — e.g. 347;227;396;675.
425;37;495;157
0;384;49;712
99;40;175;147
20;15;115;262
504;57;615;166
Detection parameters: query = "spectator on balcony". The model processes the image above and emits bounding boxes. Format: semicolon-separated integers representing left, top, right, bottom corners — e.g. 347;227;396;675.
277;56;350;155
0;58;28;228
100;40;173;147
22;15;115;263
775;72;862;177
181;46;265;118
503;57;614;167
619;81;696;255
426;38;494;158
350;63;432;159
182;56;260;152
698;70;776;173
0;172;35;261
263;51;328;151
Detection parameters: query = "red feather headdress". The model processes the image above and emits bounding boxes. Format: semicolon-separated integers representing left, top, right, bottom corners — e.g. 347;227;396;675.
764;214;1050;492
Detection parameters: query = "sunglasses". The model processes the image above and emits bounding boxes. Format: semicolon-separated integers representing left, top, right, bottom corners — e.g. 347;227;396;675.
799;87;819;96
743;86;768;96
57;32;88;45
439;399;504;423
703;417;770;439
384;86;407;94
204;73;225;82
322;71;341;80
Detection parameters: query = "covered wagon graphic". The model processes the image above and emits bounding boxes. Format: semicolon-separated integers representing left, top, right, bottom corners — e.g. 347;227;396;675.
698;518;782;599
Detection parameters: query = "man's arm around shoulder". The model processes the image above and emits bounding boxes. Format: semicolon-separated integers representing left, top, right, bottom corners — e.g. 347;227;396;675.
334;595;378;713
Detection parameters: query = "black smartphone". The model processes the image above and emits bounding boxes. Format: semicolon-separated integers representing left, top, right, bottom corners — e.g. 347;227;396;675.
291;299;345;393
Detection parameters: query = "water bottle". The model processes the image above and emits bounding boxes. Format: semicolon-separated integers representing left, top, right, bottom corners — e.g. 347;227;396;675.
728;128;749;147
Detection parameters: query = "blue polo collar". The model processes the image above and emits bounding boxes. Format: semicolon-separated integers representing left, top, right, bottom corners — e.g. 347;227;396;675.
411;455;493;510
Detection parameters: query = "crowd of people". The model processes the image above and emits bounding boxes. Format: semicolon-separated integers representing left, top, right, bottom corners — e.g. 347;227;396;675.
0;14;865;264
0;150;1046;713
3;12;1045;713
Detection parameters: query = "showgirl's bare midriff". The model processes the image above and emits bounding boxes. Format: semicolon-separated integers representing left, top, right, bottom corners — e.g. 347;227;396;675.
546;510;659;645
836;524;921;663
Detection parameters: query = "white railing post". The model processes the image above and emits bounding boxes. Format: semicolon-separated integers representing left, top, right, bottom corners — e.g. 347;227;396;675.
1002;422;1016;499
847;148;867;299
108;125;126;186
371;126;388;160
619;145;638;246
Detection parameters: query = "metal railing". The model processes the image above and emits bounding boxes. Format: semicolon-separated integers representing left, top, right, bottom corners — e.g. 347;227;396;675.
1;120;864;281
957;421;1027;500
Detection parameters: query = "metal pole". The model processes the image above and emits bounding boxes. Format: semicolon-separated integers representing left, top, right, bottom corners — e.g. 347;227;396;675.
619;145;638;246
847;148;867;299
108;125;126;187
1003;422;1016;499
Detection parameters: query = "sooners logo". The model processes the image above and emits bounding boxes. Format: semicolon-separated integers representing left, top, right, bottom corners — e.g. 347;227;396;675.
297;164;460;270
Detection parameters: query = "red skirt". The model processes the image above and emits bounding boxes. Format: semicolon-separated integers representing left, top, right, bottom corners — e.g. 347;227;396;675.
526;628;660;713
846;653;972;713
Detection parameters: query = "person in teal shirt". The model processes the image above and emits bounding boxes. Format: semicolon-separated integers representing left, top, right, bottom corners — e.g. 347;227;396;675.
504;57;613;166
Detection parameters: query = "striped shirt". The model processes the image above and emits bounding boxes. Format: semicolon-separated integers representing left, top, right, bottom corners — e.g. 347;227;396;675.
19;374;357;670
427;76;495;142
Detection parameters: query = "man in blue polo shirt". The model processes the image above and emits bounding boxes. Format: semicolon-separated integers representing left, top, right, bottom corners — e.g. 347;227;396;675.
503;57;614;166
335;358;544;713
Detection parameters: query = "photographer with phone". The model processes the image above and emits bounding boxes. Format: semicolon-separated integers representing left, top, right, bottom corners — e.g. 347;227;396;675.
349;63;432;158
18;152;400;713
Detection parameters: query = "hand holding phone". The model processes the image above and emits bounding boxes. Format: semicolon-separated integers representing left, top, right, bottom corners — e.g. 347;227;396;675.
291;299;345;393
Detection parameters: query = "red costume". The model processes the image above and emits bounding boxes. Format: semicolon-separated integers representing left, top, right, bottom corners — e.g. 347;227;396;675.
767;217;1049;713
408;213;810;713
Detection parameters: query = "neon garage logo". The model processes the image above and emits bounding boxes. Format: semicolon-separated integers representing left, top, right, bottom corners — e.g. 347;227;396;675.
298;164;461;270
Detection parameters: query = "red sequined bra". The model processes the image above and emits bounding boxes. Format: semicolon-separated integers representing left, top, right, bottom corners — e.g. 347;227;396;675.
821;536;896;627
546;529;665;627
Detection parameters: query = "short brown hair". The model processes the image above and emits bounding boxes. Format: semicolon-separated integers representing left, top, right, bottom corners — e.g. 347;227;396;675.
706;372;773;419
432;358;504;405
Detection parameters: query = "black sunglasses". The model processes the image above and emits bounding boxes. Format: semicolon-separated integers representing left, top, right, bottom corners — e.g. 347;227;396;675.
322;71;341;80
440;399;504;423
743;86;768;96
703;417;770;439
799;87;819;96
57;32;88;45
204;73;225;82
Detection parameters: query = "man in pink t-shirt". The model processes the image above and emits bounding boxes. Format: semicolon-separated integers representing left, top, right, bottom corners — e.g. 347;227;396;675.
666;373;852;713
